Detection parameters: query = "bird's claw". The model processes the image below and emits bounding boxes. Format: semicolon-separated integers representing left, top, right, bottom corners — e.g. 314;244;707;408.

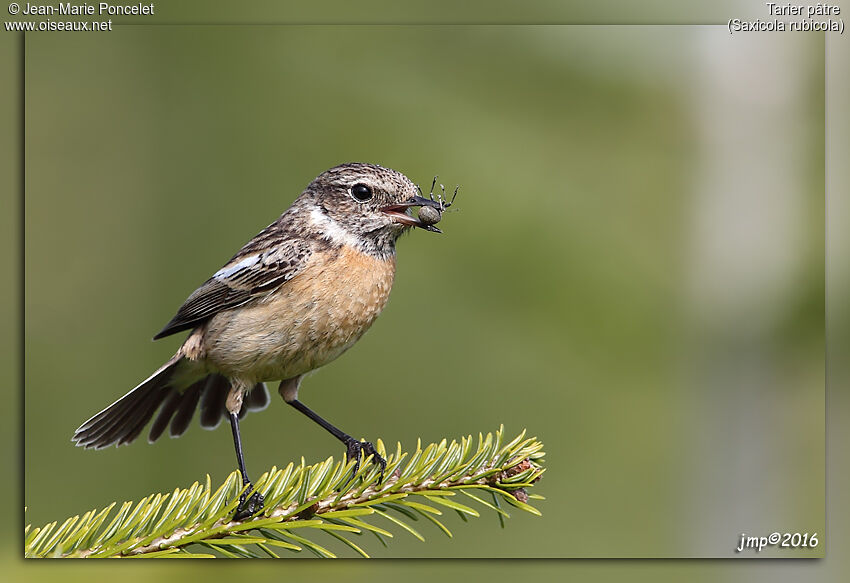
344;437;387;484
233;486;264;521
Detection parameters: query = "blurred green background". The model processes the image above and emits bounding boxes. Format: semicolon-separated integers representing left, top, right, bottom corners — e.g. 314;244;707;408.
11;14;831;572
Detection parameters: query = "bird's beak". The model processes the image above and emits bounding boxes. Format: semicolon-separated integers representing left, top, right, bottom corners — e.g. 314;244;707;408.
381;195;444;233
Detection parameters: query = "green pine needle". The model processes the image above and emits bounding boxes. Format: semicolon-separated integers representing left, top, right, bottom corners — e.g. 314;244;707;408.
25;426;544;558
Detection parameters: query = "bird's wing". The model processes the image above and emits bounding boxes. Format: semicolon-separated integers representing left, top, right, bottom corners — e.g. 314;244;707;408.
154;231;312;339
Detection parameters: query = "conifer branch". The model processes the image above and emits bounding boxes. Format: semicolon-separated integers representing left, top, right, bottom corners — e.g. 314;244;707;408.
26;426;545;558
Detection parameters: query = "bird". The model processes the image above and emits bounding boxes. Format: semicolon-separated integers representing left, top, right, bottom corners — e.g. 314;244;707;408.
72;162;453;519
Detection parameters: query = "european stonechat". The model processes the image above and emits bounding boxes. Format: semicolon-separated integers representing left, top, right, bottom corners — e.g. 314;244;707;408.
72;162;454;518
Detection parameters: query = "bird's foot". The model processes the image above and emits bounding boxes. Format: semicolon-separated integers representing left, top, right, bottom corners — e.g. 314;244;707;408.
233;485;265;521
344;437;387;484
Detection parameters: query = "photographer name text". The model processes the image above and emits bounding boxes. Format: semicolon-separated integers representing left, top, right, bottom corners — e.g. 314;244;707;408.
17;2;153;16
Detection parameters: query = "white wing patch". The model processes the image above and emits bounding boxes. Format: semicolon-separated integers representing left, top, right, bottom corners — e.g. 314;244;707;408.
214;254;261;279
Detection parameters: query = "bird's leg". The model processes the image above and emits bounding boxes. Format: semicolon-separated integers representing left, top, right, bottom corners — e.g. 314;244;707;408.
229;410;264;520
286;398;387;483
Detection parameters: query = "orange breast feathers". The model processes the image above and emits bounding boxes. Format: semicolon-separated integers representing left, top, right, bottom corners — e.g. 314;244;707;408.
201;245;397;382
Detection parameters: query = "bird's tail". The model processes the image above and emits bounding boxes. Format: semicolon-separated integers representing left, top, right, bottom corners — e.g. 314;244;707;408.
72;355;270;449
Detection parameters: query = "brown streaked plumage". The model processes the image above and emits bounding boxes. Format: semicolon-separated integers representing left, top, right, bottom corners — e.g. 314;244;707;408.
72;162;454;519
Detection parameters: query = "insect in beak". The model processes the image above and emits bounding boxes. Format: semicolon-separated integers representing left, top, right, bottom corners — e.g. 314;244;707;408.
381;179;458;233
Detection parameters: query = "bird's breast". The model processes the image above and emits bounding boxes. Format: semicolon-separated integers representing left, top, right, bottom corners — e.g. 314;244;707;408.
202;245;396;382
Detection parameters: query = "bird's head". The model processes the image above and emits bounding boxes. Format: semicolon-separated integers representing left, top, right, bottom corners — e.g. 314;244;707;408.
298;162;451;257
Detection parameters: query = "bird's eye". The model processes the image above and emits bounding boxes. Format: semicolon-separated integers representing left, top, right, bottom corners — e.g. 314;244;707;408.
350;183;373;202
